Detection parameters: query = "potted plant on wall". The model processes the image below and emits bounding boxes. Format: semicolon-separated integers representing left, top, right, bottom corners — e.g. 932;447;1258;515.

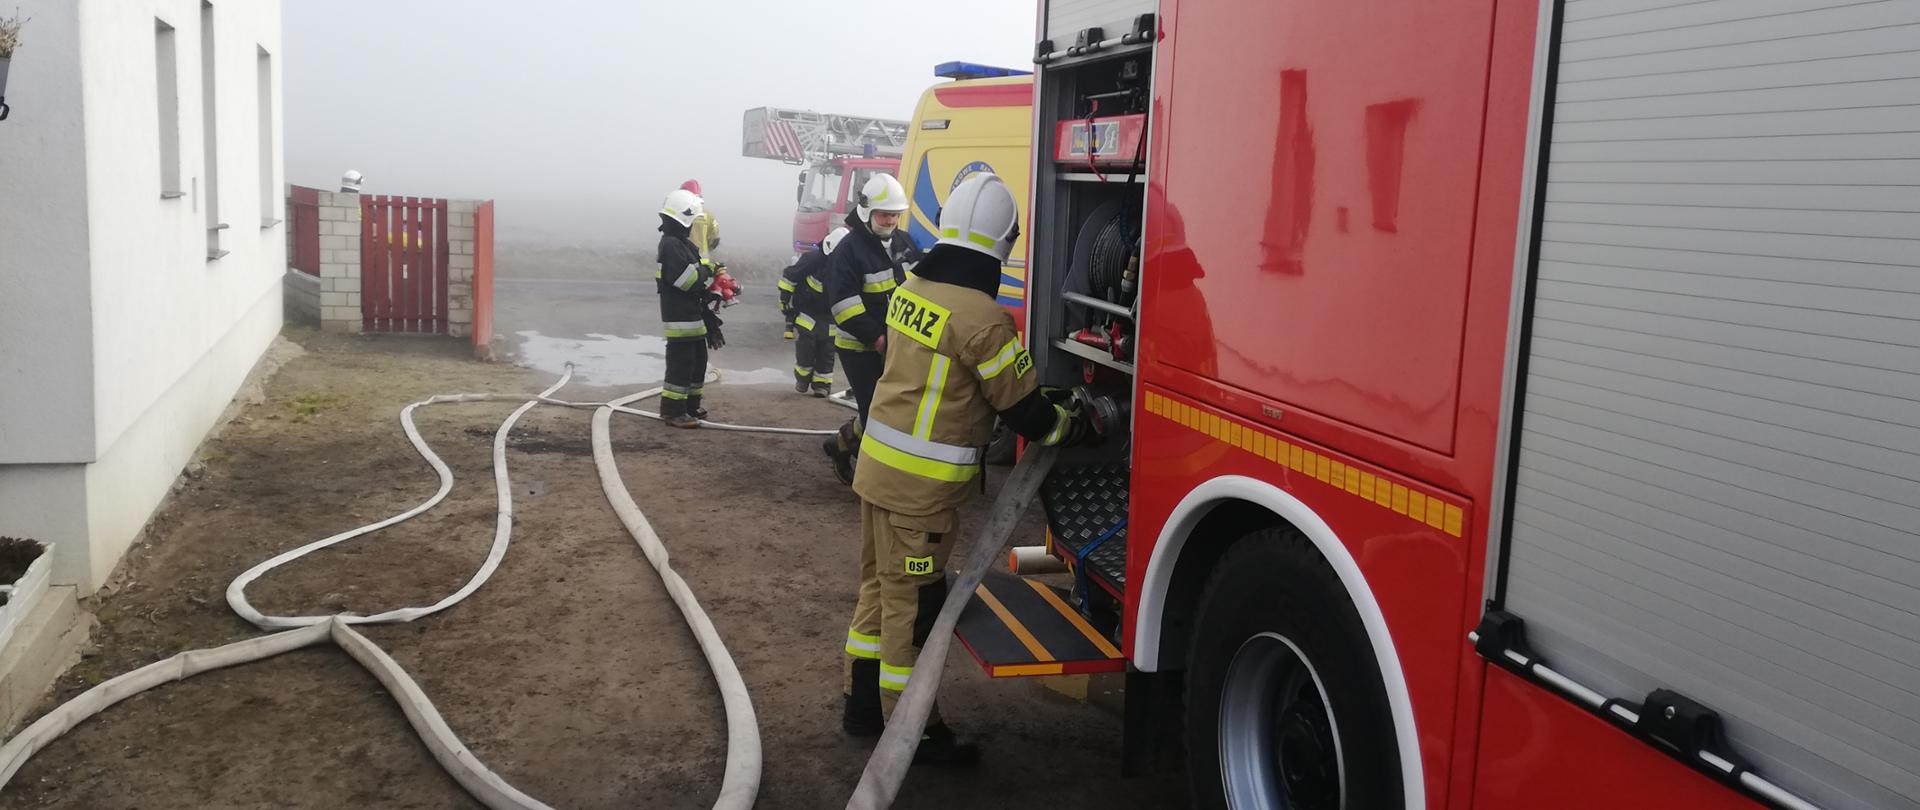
0;537;50;652
0;8;26;120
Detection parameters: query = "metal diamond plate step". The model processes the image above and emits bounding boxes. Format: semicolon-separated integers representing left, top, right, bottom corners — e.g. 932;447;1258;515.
1041;462;1129;594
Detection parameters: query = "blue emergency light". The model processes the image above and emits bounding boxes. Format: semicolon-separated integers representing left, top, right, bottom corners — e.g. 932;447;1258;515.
934;62;1033;80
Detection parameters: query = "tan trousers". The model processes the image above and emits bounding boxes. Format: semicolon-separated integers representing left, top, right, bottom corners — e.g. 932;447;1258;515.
842;500;957;722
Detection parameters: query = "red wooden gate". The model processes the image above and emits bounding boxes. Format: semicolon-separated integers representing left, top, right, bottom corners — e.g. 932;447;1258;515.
360;195;451;333
288;185;322;275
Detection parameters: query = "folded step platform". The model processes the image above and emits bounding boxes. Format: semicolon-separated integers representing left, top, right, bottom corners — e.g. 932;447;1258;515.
954;570;1126;678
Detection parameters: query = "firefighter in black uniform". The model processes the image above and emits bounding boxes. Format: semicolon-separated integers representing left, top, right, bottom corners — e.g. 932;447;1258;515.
782;226;848;397
823;173;923;483
656;187;720;428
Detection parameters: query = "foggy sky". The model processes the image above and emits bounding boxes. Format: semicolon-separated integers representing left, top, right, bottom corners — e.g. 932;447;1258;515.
282;0;1037;252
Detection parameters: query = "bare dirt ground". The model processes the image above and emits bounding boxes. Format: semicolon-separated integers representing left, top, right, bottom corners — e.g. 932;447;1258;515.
1;329;1185;809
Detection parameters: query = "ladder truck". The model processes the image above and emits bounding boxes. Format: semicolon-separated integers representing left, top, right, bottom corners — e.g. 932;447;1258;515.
948;1;1920;809
740;107;909;263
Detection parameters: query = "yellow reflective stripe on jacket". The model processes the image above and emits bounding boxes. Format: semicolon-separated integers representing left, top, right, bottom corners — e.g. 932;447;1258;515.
672;265;700;291
778;278;796;292
862;270;898;294
914;354;950;441
795;312;817;331
883;285;951;349
832;296;867;324
976;337;1025;380
663;320;707;338
846;629;881;659
835;333;872;351
807;276;825;292
861;420;980;483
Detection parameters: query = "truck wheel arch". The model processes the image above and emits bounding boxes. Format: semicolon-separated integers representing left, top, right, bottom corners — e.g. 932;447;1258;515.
1133;474;1426;809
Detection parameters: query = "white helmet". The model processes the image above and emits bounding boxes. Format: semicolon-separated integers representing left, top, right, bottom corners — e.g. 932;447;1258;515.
856;173;910;224
822;226;851;255
660;188;704;228
936;173;1020;263
340;169;364;193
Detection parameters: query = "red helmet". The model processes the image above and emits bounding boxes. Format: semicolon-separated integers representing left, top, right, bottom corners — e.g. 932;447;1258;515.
680;179;702;195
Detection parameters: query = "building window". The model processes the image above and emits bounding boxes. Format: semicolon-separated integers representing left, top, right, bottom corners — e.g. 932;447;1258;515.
257;46;275;228
156;19;182;197
200;1;226;259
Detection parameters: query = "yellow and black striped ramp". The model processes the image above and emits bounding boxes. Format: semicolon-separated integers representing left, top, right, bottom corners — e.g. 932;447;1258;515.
954;570;1125;677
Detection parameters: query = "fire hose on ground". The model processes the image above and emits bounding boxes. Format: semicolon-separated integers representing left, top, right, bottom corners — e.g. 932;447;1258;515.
0;366;1053;810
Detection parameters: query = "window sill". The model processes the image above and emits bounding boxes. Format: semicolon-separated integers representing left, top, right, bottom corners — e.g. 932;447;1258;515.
261;218;282;229
206;249;230;262
208;222;230;232
161;191;186;200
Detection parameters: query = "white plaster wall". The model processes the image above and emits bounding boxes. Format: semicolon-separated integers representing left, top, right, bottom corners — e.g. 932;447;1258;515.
82;0;286;456
77;283;282;590
0;0;96;464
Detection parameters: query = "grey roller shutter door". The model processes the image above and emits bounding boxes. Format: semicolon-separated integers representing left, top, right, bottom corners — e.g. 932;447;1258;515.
1043;0;1156;43
1504;1;1920;808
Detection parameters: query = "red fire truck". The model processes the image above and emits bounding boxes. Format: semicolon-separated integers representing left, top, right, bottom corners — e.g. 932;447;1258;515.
951;2;1920;809
740;107;908;262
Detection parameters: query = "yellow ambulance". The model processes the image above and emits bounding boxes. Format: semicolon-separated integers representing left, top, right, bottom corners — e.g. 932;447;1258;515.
898;64;1034;312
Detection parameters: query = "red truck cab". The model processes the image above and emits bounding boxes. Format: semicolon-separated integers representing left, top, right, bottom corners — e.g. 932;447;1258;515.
790;156;899;262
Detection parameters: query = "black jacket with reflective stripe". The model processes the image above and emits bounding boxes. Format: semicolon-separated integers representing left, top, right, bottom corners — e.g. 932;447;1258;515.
656;232;712;334
826;212;923;351
781;248;830;324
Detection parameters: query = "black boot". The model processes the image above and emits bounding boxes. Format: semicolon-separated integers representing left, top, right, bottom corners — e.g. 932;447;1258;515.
824;419;859;485
796;373;813;394
913;723;981;767
689;395;708;421
843;660;883;737
661;397;699;429
811;382;832;398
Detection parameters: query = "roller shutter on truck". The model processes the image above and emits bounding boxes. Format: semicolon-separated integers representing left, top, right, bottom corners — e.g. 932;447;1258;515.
1487;2;1920;809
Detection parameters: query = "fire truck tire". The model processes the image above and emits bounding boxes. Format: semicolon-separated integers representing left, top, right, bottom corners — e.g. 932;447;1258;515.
1185;528;1402;810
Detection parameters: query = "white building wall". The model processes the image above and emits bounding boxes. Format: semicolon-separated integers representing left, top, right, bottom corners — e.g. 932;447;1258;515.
0;0;96;465
83;0;285;455
0;0;285;592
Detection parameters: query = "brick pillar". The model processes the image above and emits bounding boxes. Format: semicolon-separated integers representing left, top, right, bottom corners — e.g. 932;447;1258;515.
317;191;363;333
445;200;478;338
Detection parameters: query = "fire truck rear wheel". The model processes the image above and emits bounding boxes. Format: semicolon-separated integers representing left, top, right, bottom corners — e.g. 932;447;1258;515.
1185;528;1402;810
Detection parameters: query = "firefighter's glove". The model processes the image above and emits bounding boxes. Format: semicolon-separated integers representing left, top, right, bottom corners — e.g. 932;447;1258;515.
702;310;727;350
1040;387;1097;448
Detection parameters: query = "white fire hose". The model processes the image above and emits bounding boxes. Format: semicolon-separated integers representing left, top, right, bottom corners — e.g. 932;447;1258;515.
846;446;1059;809
0;360;1026;810
0;366;838;809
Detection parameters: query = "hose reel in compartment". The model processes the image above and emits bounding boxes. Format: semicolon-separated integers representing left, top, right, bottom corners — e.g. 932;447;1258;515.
1060;198;1140;384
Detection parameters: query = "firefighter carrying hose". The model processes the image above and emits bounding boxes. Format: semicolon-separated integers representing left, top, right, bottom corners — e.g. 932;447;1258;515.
838;174;1093;763
782;226;848;397
656;187;723;428
823;173;923;483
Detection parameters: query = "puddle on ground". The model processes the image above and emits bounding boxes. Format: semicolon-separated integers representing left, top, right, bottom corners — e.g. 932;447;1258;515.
512;331;789;387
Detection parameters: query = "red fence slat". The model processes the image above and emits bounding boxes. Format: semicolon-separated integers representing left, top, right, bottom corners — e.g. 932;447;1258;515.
289;185;321;275
436;200;450;334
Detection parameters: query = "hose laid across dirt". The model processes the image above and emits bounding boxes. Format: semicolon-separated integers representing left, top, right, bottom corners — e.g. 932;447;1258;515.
845;445;1059;810
0;366;845;809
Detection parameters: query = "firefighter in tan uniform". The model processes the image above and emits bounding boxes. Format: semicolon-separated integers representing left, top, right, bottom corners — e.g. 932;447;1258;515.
839;174;1091;763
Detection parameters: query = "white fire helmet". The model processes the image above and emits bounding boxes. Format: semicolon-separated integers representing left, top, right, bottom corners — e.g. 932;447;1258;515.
855;173;911;226
822;226;851;255
340;169;364;193
935;173;1020;263
660;188;704;228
